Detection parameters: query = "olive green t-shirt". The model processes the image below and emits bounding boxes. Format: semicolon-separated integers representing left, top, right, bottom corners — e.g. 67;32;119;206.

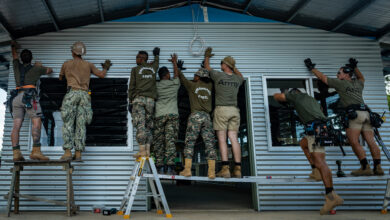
13;59;47;87
327;78;364;108
285;92;327;124
155;77;180;117
209;69;244;106
128;56;159;100
178;71;212;113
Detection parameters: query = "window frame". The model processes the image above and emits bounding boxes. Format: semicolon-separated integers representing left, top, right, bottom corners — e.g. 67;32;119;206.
263;75;312;151
30;76;133;152
263;75;359;152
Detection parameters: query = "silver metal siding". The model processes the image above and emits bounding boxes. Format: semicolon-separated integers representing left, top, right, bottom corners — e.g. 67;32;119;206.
0;22;388;211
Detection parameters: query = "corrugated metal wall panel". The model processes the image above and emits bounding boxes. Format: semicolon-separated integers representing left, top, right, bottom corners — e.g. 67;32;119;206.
0;22;388;211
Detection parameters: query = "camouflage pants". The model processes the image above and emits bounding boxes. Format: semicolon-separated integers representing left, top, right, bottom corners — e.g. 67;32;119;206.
184;111;216;160
153;114;179;166
132;96;155;145
61;90;93;151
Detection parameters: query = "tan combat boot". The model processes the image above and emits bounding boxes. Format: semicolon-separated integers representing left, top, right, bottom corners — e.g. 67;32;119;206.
30;146;49;161
179;158;192;177
351;164;373;176
145;144;151;157
12;146;25;162
309;168;322;181
216;165;231;178
60;149;73;161
133;145;147;159
320;191;344;215
73;150;82;162
208;160;216;179
232;165;242;178
373;165;384;176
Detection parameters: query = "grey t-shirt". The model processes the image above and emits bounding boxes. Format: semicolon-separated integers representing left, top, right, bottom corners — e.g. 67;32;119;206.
209;69;244;106
155;77;180;117
327;78;364;108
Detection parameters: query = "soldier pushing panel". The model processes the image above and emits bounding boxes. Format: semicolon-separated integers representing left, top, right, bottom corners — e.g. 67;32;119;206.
204;47;244;178
153;54;181;175
174;54;217;179
59;41;112;161
129;47;160;158
305;58;385;176
10;41;53;162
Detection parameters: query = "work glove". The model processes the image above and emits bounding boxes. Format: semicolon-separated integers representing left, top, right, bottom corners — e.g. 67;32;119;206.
153;47;160;56
348;57;358;69
101;59;112;71
204;47;214;58
177;60;186;71
304;58;316;71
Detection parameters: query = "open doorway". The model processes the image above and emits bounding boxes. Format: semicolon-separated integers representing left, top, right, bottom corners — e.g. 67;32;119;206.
156;79;254;210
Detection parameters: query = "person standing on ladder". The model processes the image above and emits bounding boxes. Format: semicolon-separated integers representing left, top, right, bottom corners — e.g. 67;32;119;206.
153;55;181;174
129;47;160;158
203;47;244;178
305;58;384;176
174;54;217;179
59;41;112;161
10;41;53;161
273;88;344;215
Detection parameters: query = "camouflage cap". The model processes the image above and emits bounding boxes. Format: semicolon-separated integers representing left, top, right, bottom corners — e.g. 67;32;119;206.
221;56;236;69
195;68;210;78
71;41;86;56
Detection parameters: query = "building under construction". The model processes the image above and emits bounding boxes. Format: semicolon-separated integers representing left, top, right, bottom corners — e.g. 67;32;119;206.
0;0;389;213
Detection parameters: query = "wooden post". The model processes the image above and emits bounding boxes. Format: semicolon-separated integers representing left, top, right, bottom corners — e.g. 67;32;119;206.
7;167;16;217
5;160;78;217
14;165;20;214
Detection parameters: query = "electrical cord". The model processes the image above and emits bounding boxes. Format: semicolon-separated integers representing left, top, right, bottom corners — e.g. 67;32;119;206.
189;3;205;56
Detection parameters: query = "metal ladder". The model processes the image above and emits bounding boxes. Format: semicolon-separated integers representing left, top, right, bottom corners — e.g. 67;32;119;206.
383;178;390;214
117;157;172;219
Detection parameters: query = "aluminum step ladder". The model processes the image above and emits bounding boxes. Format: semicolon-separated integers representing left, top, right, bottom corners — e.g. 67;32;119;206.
117;157;172;219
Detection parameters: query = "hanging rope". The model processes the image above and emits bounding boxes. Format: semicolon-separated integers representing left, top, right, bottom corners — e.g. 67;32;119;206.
189;4;205;56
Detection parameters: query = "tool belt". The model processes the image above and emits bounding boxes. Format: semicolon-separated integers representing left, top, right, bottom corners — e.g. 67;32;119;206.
305;120;335;146
21;87;38;110
304;120;326;135
345;104;368;120
6;85;38;117
343;104;383;128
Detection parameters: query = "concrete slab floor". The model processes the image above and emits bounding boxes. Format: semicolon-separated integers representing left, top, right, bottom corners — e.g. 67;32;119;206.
0;210;389;220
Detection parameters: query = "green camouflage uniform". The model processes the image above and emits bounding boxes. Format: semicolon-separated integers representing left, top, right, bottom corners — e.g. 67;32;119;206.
132;96;155;145
61;89;93;151
184;111;216;160
178;70;216;160
129;57;159;146
153;114;179;166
